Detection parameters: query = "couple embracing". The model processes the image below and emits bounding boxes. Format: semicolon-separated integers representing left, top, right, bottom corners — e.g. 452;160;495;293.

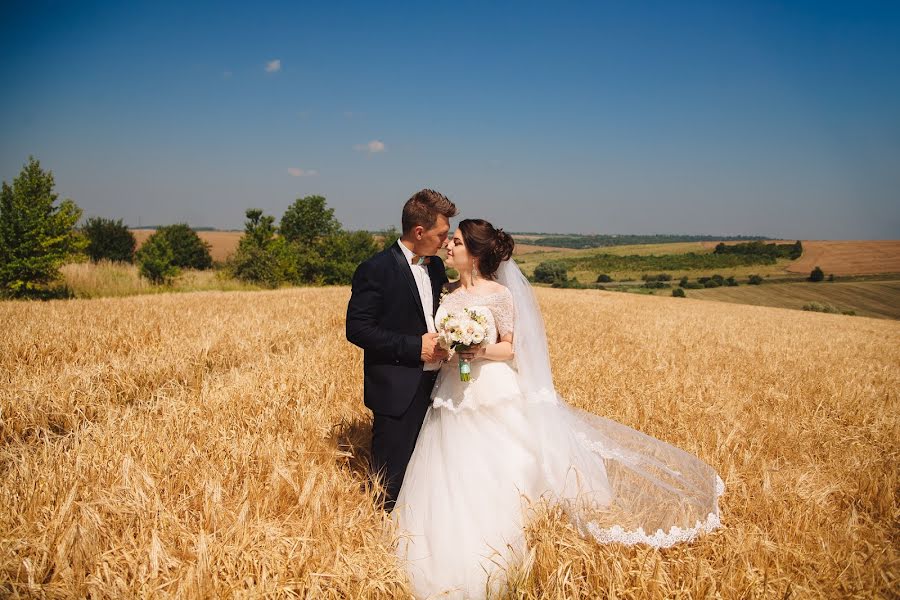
346;189;724;599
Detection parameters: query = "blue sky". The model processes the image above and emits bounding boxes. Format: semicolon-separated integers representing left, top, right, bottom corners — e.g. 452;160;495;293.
2;1;898;238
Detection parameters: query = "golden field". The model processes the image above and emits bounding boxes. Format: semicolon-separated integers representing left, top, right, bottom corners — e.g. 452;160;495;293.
685;279;900;320
1;288;898;598
59;261;259;299
785;241;900;276
131;230;243;263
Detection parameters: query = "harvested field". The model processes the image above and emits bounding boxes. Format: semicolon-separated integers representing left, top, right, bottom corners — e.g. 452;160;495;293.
785;240;900;276
131;230;243;263
1;288;897;598
685;279;900;320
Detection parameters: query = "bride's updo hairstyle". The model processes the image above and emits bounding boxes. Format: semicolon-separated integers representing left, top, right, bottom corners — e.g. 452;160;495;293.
457;219;515;280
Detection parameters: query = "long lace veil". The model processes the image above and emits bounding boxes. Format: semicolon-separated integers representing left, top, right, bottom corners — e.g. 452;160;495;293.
495;259;724;547
494;260;558;404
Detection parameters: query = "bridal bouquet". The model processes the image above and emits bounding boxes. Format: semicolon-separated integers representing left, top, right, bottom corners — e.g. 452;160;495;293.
436;308;488;382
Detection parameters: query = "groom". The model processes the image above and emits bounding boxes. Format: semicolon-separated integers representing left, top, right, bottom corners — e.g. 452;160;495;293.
346;189;457;510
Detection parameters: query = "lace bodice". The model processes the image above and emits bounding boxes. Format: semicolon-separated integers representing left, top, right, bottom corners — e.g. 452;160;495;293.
435;285;515;343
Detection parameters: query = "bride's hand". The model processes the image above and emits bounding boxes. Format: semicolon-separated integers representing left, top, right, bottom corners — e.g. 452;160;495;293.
457;346;485;361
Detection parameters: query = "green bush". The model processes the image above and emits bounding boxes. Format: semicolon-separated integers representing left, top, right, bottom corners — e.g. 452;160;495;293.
802;302;854;316
698;274;724;288
642;281;670;289
83;217;136;263
152;224;212;269
596;273;613;283
551;278;588;289
725;276;738;286
568;251;777;273
809;266;825;282
672;287;686;297
136;235;179;284
378;227;401;252
748;274;764;285
316;230;379;285
228;209;296;288
533;261;568;284
679;276;689;288
802;302;840;314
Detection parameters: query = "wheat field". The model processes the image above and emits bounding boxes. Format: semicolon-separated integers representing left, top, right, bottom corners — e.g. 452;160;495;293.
785;241;900;276
1;288;898;598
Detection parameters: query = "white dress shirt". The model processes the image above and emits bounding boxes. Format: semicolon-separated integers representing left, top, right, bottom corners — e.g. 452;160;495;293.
397;239;440;371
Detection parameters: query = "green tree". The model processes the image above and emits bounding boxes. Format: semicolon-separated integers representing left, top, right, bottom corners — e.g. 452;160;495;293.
135;235;178;284
0;156;84;298
153;224;212;269
280;195;340;245
378;226;400;252
319;230;379;284
82;217;136;262
533;261;568;284
228;209;296;288
809;266;825;282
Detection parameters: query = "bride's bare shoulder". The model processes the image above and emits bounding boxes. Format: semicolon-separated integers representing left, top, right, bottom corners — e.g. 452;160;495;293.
483;280;509;295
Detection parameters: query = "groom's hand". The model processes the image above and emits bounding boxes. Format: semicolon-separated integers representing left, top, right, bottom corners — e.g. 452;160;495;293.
421;333;448;363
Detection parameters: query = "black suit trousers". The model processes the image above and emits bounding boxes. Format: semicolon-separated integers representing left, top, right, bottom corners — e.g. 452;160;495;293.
370;370;439;511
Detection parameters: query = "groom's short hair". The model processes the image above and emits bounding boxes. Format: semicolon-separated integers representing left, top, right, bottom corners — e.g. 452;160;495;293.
402;189;458;233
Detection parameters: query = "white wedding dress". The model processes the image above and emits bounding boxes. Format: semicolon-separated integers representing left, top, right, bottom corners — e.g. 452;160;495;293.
393;262;724;600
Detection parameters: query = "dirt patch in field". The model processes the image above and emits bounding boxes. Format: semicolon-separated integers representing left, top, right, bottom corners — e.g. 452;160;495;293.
131;229;243;262
786;240;900;276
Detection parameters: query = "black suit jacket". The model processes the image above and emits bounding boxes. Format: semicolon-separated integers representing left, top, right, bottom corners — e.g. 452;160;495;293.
346;242;448;416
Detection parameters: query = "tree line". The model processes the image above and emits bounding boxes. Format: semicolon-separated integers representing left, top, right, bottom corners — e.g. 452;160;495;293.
713;240;802;259
0;156;387;298
518;233;769;249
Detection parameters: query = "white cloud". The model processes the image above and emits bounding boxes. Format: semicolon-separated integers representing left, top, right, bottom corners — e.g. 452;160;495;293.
287;168;318;177
265;59;281;73
354;140;386;154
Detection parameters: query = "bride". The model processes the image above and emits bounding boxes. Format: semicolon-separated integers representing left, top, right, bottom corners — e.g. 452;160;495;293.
392;219;724;599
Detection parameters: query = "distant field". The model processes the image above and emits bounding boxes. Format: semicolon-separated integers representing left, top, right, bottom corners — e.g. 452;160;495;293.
512;241;795;282
785;240;900;276
513;244;575;255
127;232;900;284
513;239;900;284
684;279;900;320
131;229;243;262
